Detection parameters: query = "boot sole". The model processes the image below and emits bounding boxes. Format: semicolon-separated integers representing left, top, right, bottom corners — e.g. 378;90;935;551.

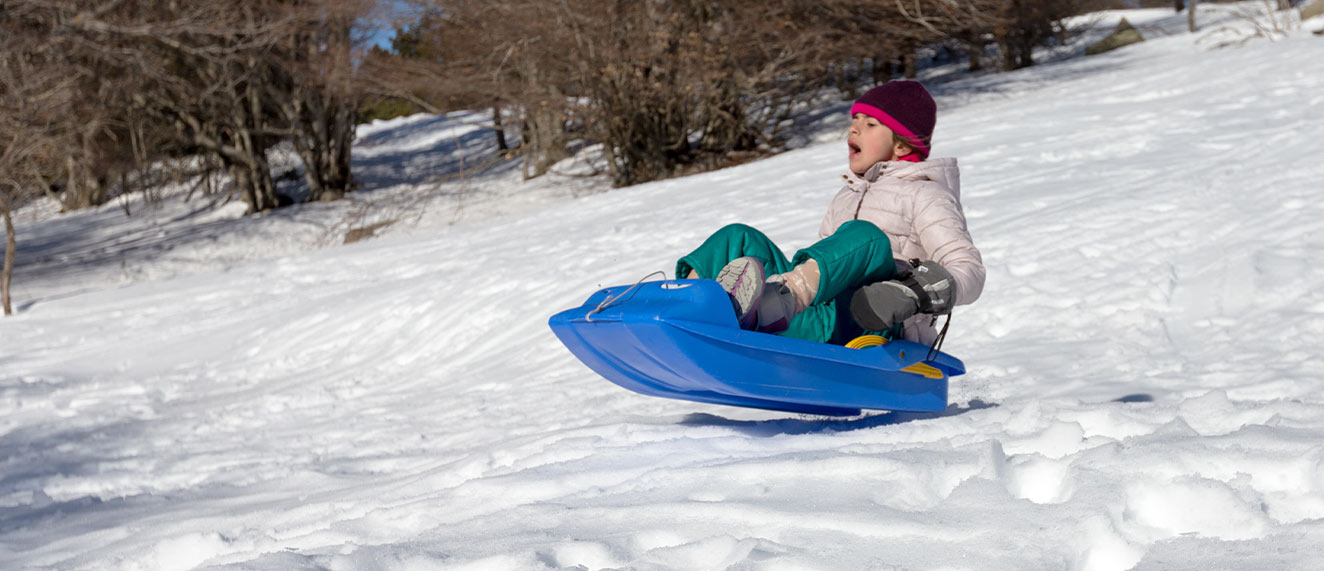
715;257;765;330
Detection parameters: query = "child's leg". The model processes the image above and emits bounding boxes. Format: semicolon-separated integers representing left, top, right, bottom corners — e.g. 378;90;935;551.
676;223;794;280
771;259;819;314
674;221;892;344
775;220;896;343
790;220;896;304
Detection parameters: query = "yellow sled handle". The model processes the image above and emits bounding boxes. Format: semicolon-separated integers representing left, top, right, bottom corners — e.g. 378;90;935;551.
844;335;888;349
844;335;944;380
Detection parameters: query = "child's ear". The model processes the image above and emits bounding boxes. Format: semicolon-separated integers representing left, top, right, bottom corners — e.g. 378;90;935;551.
893;141;914;157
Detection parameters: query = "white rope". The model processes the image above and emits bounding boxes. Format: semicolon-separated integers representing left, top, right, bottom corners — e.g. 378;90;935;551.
585;270;667;322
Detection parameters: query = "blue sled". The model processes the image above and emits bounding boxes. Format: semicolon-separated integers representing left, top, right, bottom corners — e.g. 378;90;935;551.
549;279;963;416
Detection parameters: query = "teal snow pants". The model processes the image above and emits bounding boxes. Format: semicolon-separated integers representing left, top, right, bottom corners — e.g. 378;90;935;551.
675;220;897;344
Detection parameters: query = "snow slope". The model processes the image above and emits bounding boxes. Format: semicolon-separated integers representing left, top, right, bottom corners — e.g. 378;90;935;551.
2;110;604;308
4;10;1324;571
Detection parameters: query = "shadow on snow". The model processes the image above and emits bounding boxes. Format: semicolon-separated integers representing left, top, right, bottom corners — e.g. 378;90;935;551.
678;399;998;438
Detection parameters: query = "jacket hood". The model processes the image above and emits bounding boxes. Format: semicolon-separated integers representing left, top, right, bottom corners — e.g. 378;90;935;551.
844;157;961;200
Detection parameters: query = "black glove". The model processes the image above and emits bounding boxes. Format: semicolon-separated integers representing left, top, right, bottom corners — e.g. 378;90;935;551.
851;260;956;332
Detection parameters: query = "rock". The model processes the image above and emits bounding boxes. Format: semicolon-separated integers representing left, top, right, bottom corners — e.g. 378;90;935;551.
1303;0;1324;21
1086;18;1145;56
344;220;395;244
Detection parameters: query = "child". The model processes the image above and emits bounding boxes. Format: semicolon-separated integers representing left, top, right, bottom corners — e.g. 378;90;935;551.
677;80;984;346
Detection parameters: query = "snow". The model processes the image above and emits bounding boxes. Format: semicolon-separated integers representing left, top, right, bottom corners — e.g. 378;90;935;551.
5;9;1324;570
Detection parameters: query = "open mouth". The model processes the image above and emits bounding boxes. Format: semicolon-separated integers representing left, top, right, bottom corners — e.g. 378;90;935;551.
848;141;861;155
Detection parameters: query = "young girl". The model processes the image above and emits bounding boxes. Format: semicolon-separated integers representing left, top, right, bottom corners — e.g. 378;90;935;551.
677;80;984;346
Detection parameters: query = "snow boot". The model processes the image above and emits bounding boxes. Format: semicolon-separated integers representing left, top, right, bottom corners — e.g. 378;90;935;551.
715;256;766;330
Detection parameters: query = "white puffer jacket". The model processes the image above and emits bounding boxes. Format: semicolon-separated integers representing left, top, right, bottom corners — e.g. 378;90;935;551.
818;158;985;345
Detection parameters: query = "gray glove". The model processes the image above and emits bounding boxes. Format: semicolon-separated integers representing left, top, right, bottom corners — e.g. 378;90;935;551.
851;260;956;332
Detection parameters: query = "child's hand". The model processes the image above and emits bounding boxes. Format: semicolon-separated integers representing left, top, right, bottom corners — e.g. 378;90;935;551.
850;261;955;332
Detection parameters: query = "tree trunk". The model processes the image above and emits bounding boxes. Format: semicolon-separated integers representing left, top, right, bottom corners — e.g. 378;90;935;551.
1277;0;1291;10
62;155;106;210
229;161;253;212
119;171;131;216
38;178;63;212
1;190;15;316
1000;34;1017;71
1175;0;1185;12
494;104;509;152
966;40;983;72
1189;0;1198;32
250;159;278;213
228;135;279;215
1018;33;1036;68
239;63;281;213
63;156;79;210
290;88;326;201
323;95;354;199
64;166;106;210
291;90;355;203
289;19;355;204
521;104;568;180
67;126;110;210
871;57;893;85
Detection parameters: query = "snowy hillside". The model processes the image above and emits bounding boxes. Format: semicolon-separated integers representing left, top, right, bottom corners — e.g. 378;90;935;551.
4;9;1324;571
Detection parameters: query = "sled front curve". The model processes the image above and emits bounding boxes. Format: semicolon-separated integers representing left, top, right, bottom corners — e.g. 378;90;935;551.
549;279;962;416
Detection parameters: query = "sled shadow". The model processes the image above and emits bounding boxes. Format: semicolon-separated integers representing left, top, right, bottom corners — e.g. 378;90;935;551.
678;399;998;438
1113;393;1154;403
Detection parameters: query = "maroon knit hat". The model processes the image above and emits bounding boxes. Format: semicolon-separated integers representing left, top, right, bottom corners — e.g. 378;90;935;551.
850;81;937;159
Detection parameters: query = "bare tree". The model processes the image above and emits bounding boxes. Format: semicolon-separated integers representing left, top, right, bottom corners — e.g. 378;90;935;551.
0;0;383;314
6;0;371;215
0;11;74;315
276;1;366;202
480;0;958;185
6;1;280;213
331;0;1095;188
0;183;16;316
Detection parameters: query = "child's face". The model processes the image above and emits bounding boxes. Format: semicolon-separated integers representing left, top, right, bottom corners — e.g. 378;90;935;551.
848;113;900;174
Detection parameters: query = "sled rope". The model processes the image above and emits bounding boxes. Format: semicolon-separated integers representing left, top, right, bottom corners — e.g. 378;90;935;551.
586;270;667;322
926;312;952;362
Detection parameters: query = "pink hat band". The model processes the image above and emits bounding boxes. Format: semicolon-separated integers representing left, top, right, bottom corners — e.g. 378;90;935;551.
850;102;931;158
